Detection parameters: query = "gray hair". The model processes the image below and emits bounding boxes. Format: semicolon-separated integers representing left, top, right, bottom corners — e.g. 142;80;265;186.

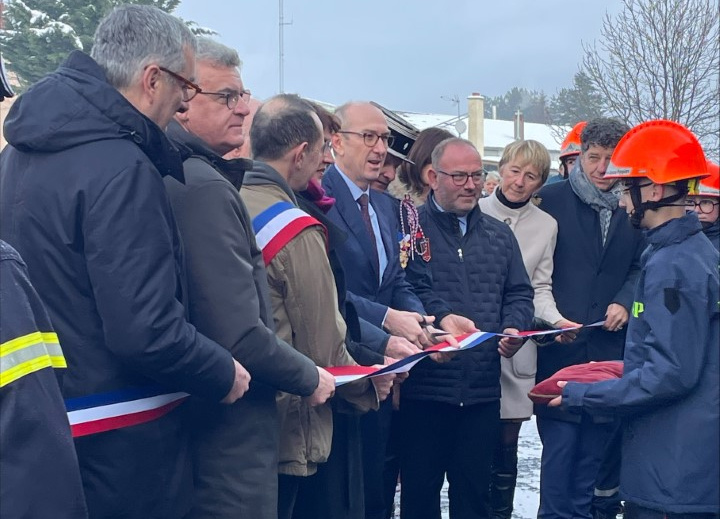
196;37;242;69
251;94;322;161
91;5;197;89
485;170;502;183
581;118;631;153
431;137;478;169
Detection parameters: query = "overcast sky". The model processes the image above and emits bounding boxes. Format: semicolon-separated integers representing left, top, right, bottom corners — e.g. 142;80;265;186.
174;0;624;115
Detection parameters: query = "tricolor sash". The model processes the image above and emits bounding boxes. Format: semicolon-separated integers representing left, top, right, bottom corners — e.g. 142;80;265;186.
65;386;189;438
252;201;327;265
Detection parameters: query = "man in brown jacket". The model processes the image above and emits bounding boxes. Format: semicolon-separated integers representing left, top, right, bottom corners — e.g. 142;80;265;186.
241;94;395;519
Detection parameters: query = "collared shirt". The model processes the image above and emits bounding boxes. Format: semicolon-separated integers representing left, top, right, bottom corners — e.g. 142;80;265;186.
335;165;388;282
432;196;467;235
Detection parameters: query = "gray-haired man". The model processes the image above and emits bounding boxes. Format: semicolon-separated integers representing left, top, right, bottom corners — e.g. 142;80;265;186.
165;40;335;519
0;6;250;518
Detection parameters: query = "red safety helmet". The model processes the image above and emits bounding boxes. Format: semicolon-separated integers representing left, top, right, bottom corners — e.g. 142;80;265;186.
559;121;586;159
604;120;708;184
689;160;719;198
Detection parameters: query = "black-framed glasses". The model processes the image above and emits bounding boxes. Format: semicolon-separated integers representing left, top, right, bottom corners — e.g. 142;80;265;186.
685;199;719;214
619;182;653;195
198;89;252;110
158;66;202;102
436;169;486;186
337;131;394;148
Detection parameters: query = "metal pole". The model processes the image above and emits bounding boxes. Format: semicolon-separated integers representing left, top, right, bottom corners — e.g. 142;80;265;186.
278;0;284;94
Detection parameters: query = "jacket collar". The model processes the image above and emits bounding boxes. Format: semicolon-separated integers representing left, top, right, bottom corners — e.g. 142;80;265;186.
426;192;482;233
646;212;702;249
242;161;298;204
166;120;252;189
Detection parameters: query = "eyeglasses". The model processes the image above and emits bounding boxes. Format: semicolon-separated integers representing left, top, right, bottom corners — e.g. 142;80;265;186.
436;169;486;187
619;182;653;195
685;199;719;214
198;89;252;110
158;66;202;102
337;131;394;148
322;139;333;153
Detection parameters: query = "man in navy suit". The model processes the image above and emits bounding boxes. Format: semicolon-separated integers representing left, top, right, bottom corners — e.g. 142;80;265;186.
322;101;436;519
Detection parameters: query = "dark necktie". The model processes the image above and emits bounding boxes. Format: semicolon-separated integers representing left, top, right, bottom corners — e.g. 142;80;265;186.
357;194;379;272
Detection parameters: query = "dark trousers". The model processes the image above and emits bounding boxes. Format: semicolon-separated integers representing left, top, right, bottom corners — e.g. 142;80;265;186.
624;502;720;519
399;399;500;519
592;423;623;517
537;416;616;519
362;399;395;519
278;407;366;519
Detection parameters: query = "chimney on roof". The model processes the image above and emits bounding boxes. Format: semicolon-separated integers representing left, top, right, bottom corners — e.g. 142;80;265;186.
467;92;484;156
492;105;497;120
514;109;524;141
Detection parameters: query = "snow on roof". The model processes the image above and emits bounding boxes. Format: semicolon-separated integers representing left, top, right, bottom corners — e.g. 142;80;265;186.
397;111;567;152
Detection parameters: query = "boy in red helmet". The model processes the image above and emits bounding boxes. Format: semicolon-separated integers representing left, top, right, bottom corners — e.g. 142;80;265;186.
550;120;719;518
686;160;719;251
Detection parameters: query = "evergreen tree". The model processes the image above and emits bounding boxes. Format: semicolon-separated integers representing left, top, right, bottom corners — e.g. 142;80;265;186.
483;87;550;124
0;0;209;90
549;71;606;126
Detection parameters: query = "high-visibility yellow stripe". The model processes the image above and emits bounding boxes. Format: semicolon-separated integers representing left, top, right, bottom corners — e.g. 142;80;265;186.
1;331;59;357
0;331;66;388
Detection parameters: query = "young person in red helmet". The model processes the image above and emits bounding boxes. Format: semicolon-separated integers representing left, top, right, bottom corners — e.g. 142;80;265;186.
549;120;720;518
686;160;720;251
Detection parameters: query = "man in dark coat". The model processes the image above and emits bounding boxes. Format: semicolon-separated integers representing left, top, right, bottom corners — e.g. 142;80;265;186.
0;7;250;518
323;101;436;519
535;118;643;519
164;40;334;519
401;137;534;519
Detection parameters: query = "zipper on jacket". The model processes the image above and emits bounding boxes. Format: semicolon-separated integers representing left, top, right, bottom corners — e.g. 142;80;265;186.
458;248;464;262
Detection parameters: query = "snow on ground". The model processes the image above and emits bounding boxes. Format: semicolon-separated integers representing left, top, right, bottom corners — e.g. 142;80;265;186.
392;418;541;519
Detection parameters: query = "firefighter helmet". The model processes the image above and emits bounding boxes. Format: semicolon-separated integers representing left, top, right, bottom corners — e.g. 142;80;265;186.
559;121;586;159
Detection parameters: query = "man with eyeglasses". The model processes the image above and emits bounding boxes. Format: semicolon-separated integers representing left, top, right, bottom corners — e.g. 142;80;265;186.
322;101;437;519
0;7;253;519
164;40;334;519
399;137;533;519
686;160;719;252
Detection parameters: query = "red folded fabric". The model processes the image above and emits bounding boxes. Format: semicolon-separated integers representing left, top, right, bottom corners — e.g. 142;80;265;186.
529;361;624;404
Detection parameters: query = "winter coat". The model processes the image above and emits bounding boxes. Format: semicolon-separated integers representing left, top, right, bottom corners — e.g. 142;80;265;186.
0;51;235;518
479;191;563;419
563;213;720;513
0;241;88;519
242;162;378;477
535;179;644;423
164;122;320;518
402;194;534;406
703;219;720;252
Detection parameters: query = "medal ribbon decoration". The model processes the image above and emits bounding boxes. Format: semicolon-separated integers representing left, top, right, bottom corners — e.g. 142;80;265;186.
398;194;431;268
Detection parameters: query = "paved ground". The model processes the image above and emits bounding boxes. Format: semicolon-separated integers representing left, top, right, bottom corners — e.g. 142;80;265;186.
391;418;541;519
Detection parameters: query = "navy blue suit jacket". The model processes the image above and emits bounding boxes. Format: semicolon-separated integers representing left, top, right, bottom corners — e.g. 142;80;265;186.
322;165;425;332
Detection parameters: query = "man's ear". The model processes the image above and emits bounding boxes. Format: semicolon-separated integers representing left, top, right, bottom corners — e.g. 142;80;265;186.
331;132;343;157
428;167;439;190
141;65;163;101
293;141;310;168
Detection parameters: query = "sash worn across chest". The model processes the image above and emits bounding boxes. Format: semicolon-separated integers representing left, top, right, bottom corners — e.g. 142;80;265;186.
252;201;327;265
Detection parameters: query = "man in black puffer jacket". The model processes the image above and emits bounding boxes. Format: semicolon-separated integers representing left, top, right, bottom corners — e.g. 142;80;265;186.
402;137;534;519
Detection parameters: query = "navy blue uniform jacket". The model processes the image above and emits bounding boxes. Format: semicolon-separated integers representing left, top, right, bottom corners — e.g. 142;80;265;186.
563;213;719;514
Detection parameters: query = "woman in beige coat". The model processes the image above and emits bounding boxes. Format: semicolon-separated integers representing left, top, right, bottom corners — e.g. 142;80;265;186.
478;140;578;519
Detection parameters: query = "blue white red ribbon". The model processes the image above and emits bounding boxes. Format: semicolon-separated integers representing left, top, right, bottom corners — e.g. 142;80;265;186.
65;386;189;438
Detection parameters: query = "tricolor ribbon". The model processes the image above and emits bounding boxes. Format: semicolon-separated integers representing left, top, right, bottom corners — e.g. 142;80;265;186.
326;322;605;386
66;386;189;438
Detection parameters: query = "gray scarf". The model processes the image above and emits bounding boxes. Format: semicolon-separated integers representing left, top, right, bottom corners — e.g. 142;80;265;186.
568;163;619;245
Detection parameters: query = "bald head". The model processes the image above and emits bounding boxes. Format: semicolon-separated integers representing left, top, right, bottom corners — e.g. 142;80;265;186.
250;94;322;161
331;101;390;189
